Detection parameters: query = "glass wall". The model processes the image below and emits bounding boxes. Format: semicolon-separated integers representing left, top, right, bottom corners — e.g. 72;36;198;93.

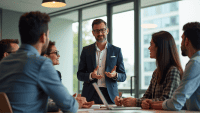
112;2;134;97
73;21;79;93
141;0;200;90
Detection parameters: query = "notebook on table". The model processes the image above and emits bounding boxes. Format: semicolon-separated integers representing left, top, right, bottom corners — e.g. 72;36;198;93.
92;83;141;110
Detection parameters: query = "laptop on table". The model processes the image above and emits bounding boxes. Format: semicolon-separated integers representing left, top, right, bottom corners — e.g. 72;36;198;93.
92;83;141;110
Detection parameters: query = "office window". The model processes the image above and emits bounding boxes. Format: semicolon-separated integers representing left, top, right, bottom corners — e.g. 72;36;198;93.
170;16;179;26
162;4;170;14
112;2;134;90
177;45;179;54
141;0;200;89
144;62;156;72
144;34;151;44
170;2;179;12
73;22;79;93
144;48;150;58
169;30;179;40
145;76;152;86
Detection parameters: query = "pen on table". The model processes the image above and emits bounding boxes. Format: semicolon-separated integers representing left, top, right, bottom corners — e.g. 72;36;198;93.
119;95;123;105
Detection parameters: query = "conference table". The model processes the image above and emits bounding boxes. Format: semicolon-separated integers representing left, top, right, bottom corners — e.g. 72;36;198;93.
50;105;200;113
77;104;200;113
77;108;200;113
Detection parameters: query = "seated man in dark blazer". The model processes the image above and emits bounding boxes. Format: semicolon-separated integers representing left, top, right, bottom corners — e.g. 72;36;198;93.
77;19;126;104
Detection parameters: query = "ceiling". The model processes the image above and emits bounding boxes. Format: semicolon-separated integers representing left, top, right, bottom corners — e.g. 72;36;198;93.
0;0;106;14
0;0;179;21
0;0;179;14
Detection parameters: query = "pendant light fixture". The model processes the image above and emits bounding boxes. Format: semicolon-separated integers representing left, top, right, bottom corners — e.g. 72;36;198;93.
42;0;66;8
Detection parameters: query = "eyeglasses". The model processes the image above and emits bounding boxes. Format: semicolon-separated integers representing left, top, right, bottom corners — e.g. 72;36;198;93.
93;28;107;34
49;51;59;56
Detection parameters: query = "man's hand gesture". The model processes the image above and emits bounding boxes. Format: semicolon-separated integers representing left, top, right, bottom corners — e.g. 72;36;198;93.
91;66;103;79
105;66;117;78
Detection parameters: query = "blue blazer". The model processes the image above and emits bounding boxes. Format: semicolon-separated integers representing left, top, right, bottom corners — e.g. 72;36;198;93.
77;43;126;103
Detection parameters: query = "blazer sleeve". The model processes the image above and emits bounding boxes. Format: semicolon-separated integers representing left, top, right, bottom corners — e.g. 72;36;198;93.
38;59;79;113
77;48;91;82
116;48;126;82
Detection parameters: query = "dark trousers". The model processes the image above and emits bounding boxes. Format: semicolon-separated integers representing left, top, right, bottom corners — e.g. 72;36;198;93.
90;87;114;104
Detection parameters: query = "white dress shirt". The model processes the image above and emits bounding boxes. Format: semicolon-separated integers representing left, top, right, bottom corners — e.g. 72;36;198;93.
89;43;107;88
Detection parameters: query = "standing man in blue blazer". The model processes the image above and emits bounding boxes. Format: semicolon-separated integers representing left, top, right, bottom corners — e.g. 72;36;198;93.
77;19;126;104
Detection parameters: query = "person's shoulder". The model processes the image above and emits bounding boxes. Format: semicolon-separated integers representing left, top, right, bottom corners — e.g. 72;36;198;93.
27;54;52;65
191;55;200;64
167;66;180;77
109;43;121;51
168;66;179;72
83;43;95;50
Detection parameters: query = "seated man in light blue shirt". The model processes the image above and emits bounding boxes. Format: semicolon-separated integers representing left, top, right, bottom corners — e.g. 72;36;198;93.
142;22;200;111
0;11;81;113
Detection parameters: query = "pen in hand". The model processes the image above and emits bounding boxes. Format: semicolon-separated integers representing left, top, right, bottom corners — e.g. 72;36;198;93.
119;95;123;106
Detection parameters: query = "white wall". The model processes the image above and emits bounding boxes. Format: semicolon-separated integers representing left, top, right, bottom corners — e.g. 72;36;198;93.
48;17;74;95
2;9;22;44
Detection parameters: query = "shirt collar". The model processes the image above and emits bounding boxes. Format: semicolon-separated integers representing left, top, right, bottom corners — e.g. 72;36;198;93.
19;44;40;56
95;42;108;51
191;50;200;59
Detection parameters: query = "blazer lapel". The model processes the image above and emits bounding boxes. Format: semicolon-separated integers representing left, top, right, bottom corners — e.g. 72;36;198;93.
105;43;111;71
91;43;96;69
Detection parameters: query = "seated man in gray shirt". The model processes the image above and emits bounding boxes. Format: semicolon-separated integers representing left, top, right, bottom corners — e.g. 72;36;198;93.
0;11;83;113
142;22;200;111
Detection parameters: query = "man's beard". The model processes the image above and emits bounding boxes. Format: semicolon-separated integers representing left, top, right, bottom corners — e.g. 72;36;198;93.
41;38;49;55
96;35;107;43
181;45;187;56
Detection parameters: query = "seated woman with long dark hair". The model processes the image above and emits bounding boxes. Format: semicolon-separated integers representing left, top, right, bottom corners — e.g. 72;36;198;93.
114;31;183;109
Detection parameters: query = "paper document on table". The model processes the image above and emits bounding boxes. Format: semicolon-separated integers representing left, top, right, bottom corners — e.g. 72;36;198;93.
78;109;94;111
110;106;141;110
100;104;117;108
91;105;100;109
